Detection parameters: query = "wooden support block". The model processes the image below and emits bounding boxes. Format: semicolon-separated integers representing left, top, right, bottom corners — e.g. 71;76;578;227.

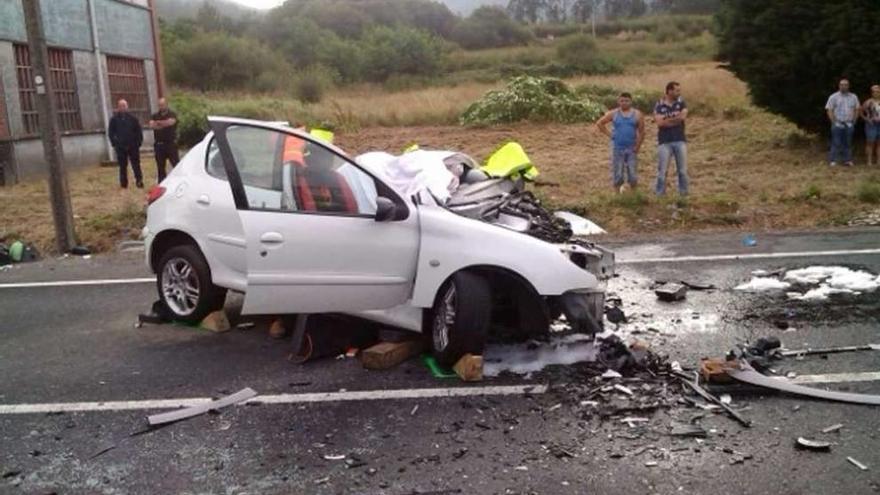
361;340;425;370
269;318;287;339
453;354;483;382
200;310;231;333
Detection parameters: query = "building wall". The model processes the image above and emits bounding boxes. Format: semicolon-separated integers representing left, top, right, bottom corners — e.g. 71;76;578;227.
0;41;23;138
0;0;93;51
72;50;104;132
13;133;107;179
95;0;154;60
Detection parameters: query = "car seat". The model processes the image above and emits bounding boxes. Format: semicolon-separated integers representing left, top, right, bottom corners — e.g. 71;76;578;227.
295;165;359;214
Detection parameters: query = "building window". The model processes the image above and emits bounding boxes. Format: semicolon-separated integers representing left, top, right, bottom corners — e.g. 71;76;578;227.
14;44;83;135
106;56;149;123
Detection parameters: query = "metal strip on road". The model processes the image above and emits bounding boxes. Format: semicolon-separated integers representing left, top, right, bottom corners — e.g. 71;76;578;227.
789;372;880;385
0;384;548;416
618;248;880;265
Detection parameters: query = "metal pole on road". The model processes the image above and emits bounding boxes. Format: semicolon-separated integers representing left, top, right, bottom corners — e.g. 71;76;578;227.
22;0;78;253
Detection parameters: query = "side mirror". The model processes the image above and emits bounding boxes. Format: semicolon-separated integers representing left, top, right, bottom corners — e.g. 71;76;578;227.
375;197;398;222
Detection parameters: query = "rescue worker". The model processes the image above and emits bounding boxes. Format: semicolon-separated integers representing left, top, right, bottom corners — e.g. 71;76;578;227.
108;99;143;189
149;97;179;183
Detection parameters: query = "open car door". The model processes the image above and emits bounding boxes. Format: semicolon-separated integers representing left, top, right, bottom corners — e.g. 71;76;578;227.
208;117;419;315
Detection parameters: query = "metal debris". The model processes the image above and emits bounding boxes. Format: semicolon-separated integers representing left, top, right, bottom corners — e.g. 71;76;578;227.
822;423;844;434
847;457;869;471
727;361;880;406
655;283;687;302
796;437;831;451
147;388;258;426
614;384;634;396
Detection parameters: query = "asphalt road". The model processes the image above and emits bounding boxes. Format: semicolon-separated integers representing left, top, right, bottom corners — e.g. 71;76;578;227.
1;229;879;495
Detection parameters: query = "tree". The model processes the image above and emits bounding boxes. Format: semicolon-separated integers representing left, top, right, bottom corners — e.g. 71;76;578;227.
716;0;880;134
452;6;533;49
571;0;599;23
655;0;721;14
507;0;545;23
605;0;647;18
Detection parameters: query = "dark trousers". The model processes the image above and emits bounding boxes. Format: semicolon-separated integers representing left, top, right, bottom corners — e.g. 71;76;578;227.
116;146;142;188
155;142;180;182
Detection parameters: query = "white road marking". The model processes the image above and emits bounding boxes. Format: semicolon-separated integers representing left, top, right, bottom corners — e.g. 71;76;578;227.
0;277;154;289
619;248;880;265
0;384;547;416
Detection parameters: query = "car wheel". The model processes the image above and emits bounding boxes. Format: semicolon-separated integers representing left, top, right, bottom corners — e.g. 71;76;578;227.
430;271;491;367
156;244;226;324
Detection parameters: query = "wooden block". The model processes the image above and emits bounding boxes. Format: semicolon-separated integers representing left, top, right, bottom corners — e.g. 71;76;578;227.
201;310;231;333
361;340;425;370
453;354;483;382
269;318;287;339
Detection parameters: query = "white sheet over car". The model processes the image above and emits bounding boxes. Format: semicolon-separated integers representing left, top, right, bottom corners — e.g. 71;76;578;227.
356;150;459;202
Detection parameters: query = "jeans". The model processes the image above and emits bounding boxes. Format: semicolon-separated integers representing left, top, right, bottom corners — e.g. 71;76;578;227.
829;124;855;163
656;141;688;195
611;147;638;187
115;146;143;188
154;142;180;182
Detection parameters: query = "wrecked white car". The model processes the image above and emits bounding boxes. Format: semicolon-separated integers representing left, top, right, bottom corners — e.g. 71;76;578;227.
144;117;614;365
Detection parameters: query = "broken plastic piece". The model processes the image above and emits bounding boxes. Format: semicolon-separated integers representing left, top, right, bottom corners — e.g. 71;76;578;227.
727;361;880;406
781;344;880;357
822;423;844;434
147;388;258;426
796;437;831;451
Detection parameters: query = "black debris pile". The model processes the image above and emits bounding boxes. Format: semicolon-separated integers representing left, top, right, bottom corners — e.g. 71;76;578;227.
497;191;574;244
546;336;681;420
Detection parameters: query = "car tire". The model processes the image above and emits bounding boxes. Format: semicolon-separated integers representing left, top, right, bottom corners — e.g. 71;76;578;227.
430;271;491;367
156;244;226;324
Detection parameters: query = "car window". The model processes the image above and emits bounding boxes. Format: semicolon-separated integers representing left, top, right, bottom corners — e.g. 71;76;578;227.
206;138;227;180
217;125;378;216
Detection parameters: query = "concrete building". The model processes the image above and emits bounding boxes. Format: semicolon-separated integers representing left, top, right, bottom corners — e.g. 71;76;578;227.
0;0;164;185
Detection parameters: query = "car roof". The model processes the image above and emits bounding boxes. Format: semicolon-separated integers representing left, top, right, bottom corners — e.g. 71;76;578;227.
206;116;353;160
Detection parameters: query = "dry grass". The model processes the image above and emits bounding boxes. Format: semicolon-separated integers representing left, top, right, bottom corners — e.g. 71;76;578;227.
0;164;154;254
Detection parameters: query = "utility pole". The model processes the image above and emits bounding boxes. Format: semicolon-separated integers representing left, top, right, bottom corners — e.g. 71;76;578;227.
22;0;78;252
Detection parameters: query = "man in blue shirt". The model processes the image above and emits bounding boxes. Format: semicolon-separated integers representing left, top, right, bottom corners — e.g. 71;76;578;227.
596;92;645;192
654;81;688;196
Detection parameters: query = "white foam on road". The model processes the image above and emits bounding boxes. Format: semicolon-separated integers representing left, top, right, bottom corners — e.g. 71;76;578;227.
735;277;792;292
484;334;599;377
0;385;548;416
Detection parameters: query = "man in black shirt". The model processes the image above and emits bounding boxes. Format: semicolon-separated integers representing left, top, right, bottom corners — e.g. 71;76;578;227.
107;99;144;189
149;97;179;182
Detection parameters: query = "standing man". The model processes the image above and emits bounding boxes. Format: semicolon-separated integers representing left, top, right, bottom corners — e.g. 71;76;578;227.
149;97;179;182
596;92;644;192
825;78;860;167
861;85;880;166
654;82;689;196
108;99;143;189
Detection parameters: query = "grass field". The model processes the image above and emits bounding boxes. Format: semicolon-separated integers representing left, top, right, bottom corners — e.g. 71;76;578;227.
3;63;880;254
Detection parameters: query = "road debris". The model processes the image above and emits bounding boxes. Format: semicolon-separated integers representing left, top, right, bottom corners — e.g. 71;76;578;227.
655;283;687;302
323;454;346;461
727;361;880;406
361;340;426;370
147;388;258;426
796;437;832;451
677;375;752;427
669;423;707;438
613;384;634;396
781;344;880;357
822;423;844;434
847;457;869;471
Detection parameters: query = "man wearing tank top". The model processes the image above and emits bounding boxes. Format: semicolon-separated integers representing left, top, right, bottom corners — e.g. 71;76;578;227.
861;85;880;166
596;92;645;192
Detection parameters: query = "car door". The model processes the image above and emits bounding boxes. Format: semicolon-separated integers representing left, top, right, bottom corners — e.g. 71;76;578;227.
208;118;420;315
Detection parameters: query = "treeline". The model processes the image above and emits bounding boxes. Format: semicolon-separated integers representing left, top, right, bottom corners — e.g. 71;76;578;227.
160;0;717;99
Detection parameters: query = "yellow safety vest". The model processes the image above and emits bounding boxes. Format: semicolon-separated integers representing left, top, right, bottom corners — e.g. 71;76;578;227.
482;142;539;180
310;128;335;144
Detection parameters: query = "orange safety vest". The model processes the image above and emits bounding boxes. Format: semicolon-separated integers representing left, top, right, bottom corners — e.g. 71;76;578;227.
283;135;306;166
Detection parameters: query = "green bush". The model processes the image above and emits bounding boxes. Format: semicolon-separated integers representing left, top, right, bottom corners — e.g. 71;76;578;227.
556;35;624;75
292;65;337;103
361;25;448;82
449;6;533;49
460;76;605;126
165;30;290;92
857;181;880;204
575;84;662;113
716;1;880;134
